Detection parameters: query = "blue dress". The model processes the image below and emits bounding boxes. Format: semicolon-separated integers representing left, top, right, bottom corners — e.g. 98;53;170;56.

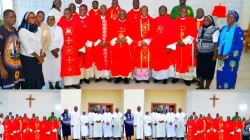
216;26;243;89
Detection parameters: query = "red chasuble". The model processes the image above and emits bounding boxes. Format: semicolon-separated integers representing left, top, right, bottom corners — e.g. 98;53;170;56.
72;12;80;20
127;9;141;25
79;15;95;69
9;120;18;140
93;16;112;71
187;120;197;140
172;16;197;77
22;121;33;140
89;9;101;21
30;117;36;126
110;19;133;77
3;120;12;140
224;120;234;140
14;118;21;140
33;121;41;140
58;16;84;77
40;120;50;140
49;120;59;140
196;118;204;140
151;15;176;71
206;121;217;140
106;6;121;21
232;121;243;140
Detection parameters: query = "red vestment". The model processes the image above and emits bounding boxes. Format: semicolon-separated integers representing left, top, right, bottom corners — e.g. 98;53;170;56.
110;19;133;77
14;118;21;140
30;117;36;126
196;118;204;140
196;18;205;30
106;6;121;21
127;9;141;26
9;120;18;140
40;120;50;140
232;121;243;140
206;121;217;140
89;9;101;21
22;121;33;140
3;120;12;140
58;16;84;77
33;121;41;140
49;121;59;140
172;16;197;79
224;120;234;140
187;120;197;140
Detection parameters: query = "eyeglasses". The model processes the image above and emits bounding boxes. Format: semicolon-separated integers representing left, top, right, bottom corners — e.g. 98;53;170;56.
28;17;36;19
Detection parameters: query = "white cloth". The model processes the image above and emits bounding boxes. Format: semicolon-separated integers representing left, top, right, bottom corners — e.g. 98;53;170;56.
166;112;176;137
93;113;103;138
70;111;81;139
0;124;4;140
112;112;123;138
19;28;42;57
134;111;143;139
151;112;158;138
46;25;63;82
63;76;81;86
80;114;89;137
103;112;113;137
152;65;175;80
48;8;63;24
156;113;166;138
88;112;95;138
143;115;152;137
175;112;186;138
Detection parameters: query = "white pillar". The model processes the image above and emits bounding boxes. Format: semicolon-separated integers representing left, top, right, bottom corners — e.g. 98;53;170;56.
61;90;82;114
2;0;13;11
123;89;145;114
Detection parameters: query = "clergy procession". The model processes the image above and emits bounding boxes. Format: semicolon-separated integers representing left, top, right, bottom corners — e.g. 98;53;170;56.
0;0;244;90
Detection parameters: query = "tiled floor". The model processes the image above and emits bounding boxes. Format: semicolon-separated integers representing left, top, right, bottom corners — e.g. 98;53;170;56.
79;51;250;90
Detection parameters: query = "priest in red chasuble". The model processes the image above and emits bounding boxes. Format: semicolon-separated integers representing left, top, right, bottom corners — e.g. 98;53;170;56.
107;0;121;21
22;118;33;140
58;8;85;89
232;118;243;140
41;116;50;140
69;3;80;20
110;10;133;84
127;0;141;25
151;6;176;84
49;118;59;140
79;4;95;84
2;117;11;140
9;116;18;139
33;117;41;140
89;1;101;21
168;7;197;86
206;118;217;140
187;116;197;140
217;116;225;140
93;5;112;82
224;116;234;140
131;6;154;83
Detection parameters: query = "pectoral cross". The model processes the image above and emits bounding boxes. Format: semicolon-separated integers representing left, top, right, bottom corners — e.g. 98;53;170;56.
209;94;219;108
26;95;35;108
66;37;72;44
180;26;186;40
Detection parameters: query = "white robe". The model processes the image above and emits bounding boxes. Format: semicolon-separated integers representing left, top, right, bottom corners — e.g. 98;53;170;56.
134;111;143;139
80;115;89;137
151;112;158;138
0;124;3;140
88;112;95;138
156;113;166;138
175;112;186;138
112;112;123;138
166;112;176;137
48;8;63;24
93;113;103;137
143;115;152;137
46;25;63;82
103;112;113;137
70;111;81;139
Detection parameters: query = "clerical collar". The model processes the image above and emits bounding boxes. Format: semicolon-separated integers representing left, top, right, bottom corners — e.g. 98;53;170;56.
134;8;140;11
101;15;106;19
80;15;86;19
197;16;204;21
141;15;148;18
119;19;126;22
93;9;98;12
180;17;186;20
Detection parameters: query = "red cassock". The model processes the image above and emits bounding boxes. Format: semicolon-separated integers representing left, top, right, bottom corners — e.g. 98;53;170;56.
232;121;243;140
151;15;175;71
110;19;133;77
172;16;197;75
93;16;112;71
40;120;50;140
48;121;59;140
58;16;84;77
89;9;101;21
22;122;33;140
3;120;12;140
79;15;95;69
224;120;234;140
33;121;41;140
206;121;217;140
187;120;197;140
106;6;121;21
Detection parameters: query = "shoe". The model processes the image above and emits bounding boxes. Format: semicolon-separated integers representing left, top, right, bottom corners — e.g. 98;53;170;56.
85;79;90;84
153;79;159;83
55;86;62;89
123;78;129;84
135;80;140;83
191;79;199;83
144;80;150;84
95;79;101;83
71;85;81;89
171;78;179;84
80;79;84;84
185;81;191;86
106;78;112;82
114;78;121;84
64;86;70;89
49;85;54;89
196;87;204;89
163;79;168;84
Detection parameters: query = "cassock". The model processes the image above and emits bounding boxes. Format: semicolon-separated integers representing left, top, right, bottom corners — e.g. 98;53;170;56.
22;121;33;140
112;112;123;138
70;111;81;139
224;120;234;140
168;16;197;80
143;114;152;137
88;112;95;138
93;113;103;138
106;6;121;21
93;15;112;79
131;15;155;81
49;120;59;140
57;15;84;86
175;112;187;138
133;111;143;139
187;120;197;140
150;112;158;138
0;123;3;140
103;112;113;137
40;120;50;140
232;121;243;140
33;121;41;140
206;121;217;140
79;15;95;80
156;113;166;138
47;25;64;82
166;112;176;137
80;114;89;137
151;15;176;80
2;120;11;140
110;19;133;77
89;9;101;21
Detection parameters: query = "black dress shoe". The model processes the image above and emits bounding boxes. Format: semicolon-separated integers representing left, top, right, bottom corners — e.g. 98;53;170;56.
135;80;140;83
123;78;129;84
80;79;84;84
171;78;179;84
153;79;159;83
95;79;101;83
185;81;191;86
105;78;112;82
71;85;81;89
64;86;70;89
163;79;168;84
114;78;121;84
55;86;62;89
144;80;150;84
85;79;90;84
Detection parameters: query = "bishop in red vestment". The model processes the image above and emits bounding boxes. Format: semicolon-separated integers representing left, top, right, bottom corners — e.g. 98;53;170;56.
58;8;85;89
93;5;112;82
232;118;243;140
79;4;95;84
224;117;234;140
106;0;121;21
49;119;59;140
2;118;11;140
187;117;197;140
41;117;50;140
110;10;133;84
168;7;197;86
131;6;154;83
89;1;101;21
151;6;176;84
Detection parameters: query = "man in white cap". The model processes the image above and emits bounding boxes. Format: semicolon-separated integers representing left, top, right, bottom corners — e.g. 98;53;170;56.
80;110;89;139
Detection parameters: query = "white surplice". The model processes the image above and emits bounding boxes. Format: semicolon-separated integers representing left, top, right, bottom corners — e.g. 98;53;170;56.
143;114;152;137
46;25;63;82
151;112;158;138
134;111;144;139
70;111;81;139
103;112;113;137
88;112;95;138
156;113;166;138
175;112;186;138
80;114;89;137
166;112;176;137
112;112;123;138
0;124;4;140
93;113;103;138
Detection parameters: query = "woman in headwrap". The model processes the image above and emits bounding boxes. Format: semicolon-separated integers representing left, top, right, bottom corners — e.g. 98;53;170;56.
48;0;63;24
18;12;45;89
196;15;220;89
216;10;244;89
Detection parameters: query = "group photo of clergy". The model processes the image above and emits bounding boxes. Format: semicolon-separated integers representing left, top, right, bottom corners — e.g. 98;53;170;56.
0;0;248;90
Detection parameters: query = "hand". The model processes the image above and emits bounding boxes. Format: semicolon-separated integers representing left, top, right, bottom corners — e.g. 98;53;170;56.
177;40;185;46
154;123;157;126
169;122;173;125
220;55;228;61
141;40;148;47
217;55;222;60
212;55;217;61
51;49;59;58
0;68;8;80
166;48;171;54
194;51;198;59
38;56;44;64
116;39;122;44
78;51;84;56
121;38;127;44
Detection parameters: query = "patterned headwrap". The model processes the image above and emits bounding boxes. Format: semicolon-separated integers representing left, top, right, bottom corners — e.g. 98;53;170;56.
18;12;38;33
227;10;239;22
